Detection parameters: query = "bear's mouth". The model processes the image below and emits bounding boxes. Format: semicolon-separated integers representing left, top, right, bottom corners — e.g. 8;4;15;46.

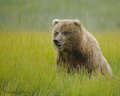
57;44;65;51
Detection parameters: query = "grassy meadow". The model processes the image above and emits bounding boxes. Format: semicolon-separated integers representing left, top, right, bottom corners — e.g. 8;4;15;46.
0;0;120;96
0;0;120;31
0;30;120;96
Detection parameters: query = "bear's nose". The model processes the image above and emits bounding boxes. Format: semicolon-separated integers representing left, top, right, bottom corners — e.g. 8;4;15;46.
53;39;58;45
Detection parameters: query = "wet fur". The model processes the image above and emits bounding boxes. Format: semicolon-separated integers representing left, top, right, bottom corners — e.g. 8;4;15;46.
52;19;113;77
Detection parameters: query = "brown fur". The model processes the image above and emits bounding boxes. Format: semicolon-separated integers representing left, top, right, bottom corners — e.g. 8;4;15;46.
52;19;113;77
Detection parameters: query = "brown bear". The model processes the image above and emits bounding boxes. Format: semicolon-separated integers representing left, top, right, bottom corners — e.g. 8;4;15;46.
52;19;113;77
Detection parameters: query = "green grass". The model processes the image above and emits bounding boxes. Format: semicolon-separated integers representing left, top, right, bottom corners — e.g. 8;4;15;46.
0;30;120;96
0;0;120;31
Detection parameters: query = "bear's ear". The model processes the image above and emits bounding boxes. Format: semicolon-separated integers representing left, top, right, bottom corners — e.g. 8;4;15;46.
73;20;81;27
52;19;60;27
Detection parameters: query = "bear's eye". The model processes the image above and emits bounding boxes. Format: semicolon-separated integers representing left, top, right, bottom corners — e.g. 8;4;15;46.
55;32;59;36
63;32;69;36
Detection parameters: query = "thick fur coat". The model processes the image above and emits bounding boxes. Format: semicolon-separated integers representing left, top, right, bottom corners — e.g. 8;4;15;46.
52;19;113;77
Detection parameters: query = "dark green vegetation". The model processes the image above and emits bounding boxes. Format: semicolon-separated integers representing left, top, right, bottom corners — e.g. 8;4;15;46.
0;0;120;31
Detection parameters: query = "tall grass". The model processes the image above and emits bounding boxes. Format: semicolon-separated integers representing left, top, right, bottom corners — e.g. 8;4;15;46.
0;30;120;96
0;0;120;31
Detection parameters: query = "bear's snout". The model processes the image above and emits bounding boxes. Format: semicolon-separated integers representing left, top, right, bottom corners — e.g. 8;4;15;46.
53;39;59;46
53;39;65;51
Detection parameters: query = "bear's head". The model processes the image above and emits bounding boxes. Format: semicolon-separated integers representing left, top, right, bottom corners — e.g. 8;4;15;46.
52;19;83;52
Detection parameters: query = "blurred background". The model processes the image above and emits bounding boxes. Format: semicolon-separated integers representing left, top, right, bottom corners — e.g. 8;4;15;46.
0;0;120;31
